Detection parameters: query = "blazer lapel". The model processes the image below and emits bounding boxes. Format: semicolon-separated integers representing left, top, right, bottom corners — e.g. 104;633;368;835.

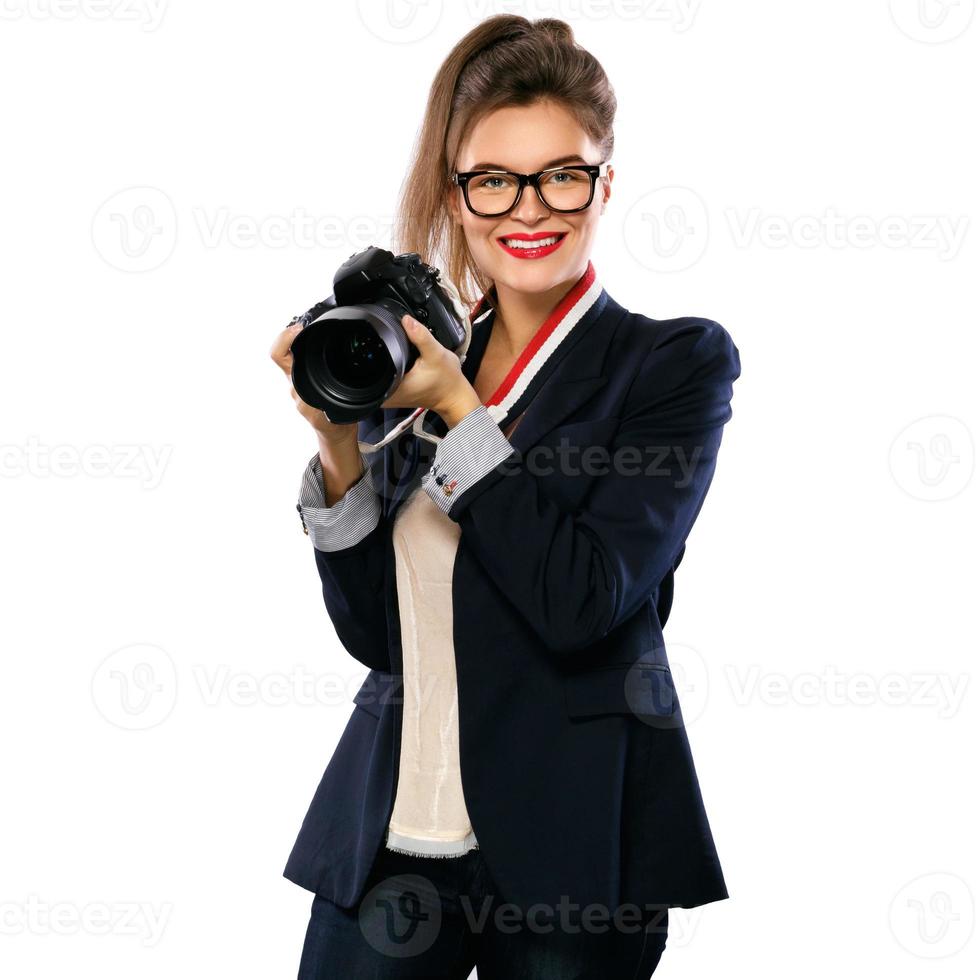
505;289;615;455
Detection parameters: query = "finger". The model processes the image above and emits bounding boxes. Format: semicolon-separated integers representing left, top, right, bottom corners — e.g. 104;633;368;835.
403;314;435;356
270;322;304;375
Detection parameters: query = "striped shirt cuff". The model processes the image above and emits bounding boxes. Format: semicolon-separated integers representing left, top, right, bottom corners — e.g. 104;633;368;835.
421;404;515;516
297;451;382;551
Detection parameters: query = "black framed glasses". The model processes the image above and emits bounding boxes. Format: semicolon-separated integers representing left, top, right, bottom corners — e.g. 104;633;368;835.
449;161;612;217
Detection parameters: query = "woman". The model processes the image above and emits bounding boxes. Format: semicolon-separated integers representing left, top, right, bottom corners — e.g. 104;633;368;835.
271;15;740;979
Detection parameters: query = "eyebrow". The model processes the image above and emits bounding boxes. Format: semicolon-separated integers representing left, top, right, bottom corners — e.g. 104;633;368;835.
466;154;589;171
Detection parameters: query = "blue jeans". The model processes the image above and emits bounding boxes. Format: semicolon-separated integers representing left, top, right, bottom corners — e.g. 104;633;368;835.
298;844;669;979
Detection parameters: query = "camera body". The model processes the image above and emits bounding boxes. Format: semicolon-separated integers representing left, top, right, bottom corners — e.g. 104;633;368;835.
290;246;467;424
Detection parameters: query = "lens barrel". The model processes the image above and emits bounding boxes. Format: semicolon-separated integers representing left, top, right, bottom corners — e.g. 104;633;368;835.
290;302;412;424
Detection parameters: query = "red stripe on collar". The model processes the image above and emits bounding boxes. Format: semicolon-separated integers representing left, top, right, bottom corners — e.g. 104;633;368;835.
474;262;597;409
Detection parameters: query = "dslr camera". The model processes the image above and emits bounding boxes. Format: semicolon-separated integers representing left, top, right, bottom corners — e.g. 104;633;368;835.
289;246;467;424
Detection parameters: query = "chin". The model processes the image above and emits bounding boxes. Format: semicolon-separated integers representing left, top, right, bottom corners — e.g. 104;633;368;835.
482;250;580;291
498;262;582;296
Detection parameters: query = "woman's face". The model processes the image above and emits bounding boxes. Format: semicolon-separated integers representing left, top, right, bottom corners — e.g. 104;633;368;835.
449;99;613;299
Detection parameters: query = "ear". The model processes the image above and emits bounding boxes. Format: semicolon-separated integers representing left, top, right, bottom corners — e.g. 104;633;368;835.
600;166;614;213
447;184;462;226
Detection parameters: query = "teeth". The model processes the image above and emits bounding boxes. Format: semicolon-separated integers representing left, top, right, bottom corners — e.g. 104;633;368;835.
503;235;562;249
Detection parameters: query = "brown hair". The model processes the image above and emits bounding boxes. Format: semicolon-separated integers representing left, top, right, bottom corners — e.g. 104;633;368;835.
393;15;617;312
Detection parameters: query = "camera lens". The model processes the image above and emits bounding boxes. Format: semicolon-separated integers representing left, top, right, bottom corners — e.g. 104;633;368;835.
290;308;404;422
324;320;391;389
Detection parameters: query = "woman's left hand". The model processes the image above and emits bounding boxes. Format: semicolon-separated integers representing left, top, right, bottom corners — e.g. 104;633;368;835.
381;314;483;426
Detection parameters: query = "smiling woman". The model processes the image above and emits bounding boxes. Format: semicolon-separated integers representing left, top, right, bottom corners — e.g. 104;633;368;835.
396;30;616;345
277;12;740;980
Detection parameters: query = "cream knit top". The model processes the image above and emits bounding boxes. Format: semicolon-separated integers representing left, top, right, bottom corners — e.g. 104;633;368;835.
385;482;478;856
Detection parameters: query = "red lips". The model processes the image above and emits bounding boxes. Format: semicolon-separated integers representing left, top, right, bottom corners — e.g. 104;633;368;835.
496;231;568;260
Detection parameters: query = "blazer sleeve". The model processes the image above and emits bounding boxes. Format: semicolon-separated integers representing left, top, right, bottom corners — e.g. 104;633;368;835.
296;411;391;672
419;319;741;657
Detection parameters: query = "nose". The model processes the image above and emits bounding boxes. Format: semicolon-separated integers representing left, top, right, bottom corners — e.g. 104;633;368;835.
509;181;551;222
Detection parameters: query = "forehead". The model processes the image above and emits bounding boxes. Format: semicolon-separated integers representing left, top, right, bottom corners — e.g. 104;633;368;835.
458;100;599;171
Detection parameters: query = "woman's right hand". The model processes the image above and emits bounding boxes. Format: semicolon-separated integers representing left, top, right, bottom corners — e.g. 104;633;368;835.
270;322;358;445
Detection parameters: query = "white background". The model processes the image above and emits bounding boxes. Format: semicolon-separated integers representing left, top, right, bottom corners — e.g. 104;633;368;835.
1;1;978;977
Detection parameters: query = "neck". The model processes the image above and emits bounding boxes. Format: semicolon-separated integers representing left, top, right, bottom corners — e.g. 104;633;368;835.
489;265;588;357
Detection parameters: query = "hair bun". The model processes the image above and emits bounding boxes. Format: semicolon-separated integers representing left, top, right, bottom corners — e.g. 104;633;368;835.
534;18;575;44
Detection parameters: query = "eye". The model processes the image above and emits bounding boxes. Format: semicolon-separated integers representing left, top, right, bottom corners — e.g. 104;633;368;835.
545;169;586;185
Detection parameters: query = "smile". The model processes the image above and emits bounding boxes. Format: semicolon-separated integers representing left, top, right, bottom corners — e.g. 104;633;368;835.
496;232;568;259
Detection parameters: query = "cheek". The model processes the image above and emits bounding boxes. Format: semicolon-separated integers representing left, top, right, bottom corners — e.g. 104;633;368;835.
565;214;599;250
462;218;496;250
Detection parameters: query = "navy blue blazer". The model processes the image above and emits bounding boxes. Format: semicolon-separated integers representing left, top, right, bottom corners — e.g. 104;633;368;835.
283;286;741;916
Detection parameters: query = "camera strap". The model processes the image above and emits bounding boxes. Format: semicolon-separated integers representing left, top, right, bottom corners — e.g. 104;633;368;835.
354;270;479;455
